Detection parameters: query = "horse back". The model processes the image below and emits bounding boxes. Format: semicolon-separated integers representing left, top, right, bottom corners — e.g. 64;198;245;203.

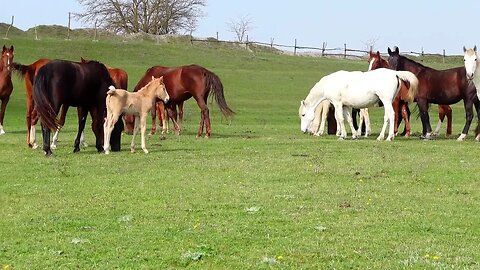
417;67;470;103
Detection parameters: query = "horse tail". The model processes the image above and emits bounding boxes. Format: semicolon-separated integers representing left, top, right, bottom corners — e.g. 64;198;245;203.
32;70;58;131
204;69;235;118
395;71;418;102
10;62;29;77
107;86;116;96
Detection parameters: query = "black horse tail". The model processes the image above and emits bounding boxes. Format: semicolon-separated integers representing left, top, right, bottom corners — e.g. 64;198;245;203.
204;69;235;118
10;62;32;82
32;71;58;131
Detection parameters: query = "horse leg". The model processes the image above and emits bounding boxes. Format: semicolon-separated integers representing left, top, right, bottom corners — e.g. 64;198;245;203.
417;99;432;139
444;105;453;137
384;102;396;141
0;97;10;135
51;105;69;149
356;109;364;137
332;103;346;139
433;104;446;137
140;114;149;154
30;108;40;149
458;100;475;141
318;103;329;135
474;99;480;141
131;116;140;153
167;104;180;135
41;122;52;156
178;102;184;127
351;108;359;131
401;103;411;137
364;108;371;137
73;107;88;153
150;101;158;135
103;112;119;154
392;96;401;135
158;102;169;135
343;107;357;140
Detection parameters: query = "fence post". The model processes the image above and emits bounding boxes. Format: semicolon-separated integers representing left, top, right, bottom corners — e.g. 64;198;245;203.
67;12;71;40
4;16;14;39
344;43;347;59
443;49;445;63
245;35;249;50
294;39;297;56
321;42;326;57
216;32;219;42
270;38;274;49
421;47;424;62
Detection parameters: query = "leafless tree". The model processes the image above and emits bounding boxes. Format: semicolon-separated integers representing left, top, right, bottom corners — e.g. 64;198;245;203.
363;37;379;53
76;0;205;34
227;15;253;42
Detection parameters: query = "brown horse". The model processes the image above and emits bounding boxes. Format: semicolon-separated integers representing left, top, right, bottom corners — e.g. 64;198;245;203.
125;65;235;138
12;58;128;148
387;47;479;140
0;45;14;135
368;51;453;137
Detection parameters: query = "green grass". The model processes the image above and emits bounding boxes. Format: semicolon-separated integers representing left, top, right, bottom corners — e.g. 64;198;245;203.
0;31;479;269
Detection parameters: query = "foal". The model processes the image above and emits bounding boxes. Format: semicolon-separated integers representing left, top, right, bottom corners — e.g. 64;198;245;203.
103;76;169;154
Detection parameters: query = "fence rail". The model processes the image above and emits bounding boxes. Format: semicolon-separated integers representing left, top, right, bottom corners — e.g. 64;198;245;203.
190;36;458;63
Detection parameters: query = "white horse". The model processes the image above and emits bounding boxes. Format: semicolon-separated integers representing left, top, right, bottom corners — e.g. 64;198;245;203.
299;68;418;141
462;45;480;141
308;100;331;136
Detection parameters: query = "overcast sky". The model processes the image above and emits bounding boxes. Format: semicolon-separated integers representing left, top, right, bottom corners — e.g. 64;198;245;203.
2;0;478;55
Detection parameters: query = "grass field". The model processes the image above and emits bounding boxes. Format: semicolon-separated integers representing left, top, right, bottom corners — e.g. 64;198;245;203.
0;31;479;269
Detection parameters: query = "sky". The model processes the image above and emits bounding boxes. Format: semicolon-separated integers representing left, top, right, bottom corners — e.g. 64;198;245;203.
2;0;479;55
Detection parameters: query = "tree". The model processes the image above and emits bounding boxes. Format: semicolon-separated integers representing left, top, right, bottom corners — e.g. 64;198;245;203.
227;15;253;42
76;0;206;35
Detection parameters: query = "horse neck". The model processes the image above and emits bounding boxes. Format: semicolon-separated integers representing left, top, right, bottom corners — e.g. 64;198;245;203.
401;57;427;75
140;83;159;99
473;59;480;88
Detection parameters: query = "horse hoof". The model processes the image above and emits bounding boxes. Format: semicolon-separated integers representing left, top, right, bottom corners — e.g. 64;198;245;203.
32;143;38;150
105;150;110;155
0;130;5;135
51;144;57;150
82;143;88;147
337;137;345;141
130;148;135;153
143;149;149;154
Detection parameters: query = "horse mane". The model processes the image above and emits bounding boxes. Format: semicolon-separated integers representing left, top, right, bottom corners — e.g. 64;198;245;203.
399;54;432;70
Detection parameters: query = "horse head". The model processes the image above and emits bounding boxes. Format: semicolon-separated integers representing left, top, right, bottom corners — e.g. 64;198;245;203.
368;51;383;71
299;100;317;133
387;46;401;71
463;46;478;80
2;45;14;71
151;76;169;103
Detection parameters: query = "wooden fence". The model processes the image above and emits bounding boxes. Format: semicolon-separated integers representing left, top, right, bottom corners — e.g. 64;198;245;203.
190;35;454;62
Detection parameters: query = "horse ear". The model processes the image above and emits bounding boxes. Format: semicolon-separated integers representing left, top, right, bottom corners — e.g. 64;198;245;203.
10;45;13;51
158;76;163;82
394;47;399;54
151;75;155;81
463;46;467;53
388;47;392;55
475;45;477;52
300;100;305;106
2;45;5;52
376;51;380;57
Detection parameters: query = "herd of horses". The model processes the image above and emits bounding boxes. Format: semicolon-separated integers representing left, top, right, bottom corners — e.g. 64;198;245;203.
0;45;235;156
300;46;480;141
1;43;480;156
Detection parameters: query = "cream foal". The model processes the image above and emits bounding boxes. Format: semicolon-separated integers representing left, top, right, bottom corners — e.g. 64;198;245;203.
103;76;169;154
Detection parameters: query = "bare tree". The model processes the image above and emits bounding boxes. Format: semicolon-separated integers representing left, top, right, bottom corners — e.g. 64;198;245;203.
76;0;205;35
227;15;253;42
363;37;379;53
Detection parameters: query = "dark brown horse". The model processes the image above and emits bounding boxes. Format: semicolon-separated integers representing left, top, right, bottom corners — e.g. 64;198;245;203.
33;59;123;156
368;51;453;137
387;47;479;140
0;45;14;135
124;65;235;138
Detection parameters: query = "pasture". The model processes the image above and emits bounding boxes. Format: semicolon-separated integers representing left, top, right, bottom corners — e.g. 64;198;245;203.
0;33;479;269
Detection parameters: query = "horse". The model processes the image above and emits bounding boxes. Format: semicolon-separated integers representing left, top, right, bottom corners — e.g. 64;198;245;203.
32;59;123;156
0;45;14;135
462;46;480;141
299;68;418;141
104;76;169;154
308;100;332;136
124;65;235;138
368;51;453;137
49;57;129;148
387;46;479;140
11;58;49;147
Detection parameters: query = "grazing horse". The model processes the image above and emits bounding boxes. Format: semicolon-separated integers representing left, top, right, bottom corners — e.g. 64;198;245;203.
0;45;14;135
104;76;169;154
368;51;453;137
299;68;418;141
11;58;49;147
50;58;129;148
33;59;123;156
124;65;235;138
388;46;479;140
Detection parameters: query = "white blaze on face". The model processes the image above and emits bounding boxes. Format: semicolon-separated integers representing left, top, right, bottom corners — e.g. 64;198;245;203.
368;58;375;71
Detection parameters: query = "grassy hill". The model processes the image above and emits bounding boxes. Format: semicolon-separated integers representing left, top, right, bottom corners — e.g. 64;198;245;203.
0;26;478;269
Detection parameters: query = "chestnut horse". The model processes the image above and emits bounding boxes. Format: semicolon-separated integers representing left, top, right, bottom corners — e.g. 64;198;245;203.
388;47;479;140
33;60;123;156
368;51;453;137
0;45;14;135
12;58;128;148
125;65;235;138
